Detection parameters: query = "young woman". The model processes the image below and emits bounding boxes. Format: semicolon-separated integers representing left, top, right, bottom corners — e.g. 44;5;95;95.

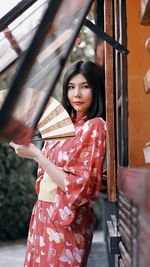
10;60;106;267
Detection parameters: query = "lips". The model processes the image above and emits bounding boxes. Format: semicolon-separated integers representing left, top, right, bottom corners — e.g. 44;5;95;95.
73;102;83;105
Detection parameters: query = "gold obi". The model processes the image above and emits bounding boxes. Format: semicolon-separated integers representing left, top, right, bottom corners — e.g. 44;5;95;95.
38;172;57;203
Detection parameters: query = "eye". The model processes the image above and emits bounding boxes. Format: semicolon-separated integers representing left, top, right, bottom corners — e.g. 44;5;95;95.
82;84;91;89
68;85;75;90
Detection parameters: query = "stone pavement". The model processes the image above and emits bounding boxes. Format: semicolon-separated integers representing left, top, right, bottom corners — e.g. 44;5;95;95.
0;231;108;267
0;239;26;267
87;243;108;267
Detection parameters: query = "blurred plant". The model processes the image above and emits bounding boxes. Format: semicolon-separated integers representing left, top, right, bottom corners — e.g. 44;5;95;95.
70;25;95;62
53;25;95;102
0;141;37;240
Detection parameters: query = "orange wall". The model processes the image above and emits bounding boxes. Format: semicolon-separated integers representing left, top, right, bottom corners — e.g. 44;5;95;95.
127;0;150;167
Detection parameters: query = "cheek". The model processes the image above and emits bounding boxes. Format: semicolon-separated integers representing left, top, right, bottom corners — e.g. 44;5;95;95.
86;91;93;104
67;90;74;105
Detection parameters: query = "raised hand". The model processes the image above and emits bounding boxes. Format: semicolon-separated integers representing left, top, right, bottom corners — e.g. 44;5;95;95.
9;141;41;162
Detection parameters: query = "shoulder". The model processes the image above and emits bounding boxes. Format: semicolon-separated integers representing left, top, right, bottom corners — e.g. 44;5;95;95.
83;117;106;133
80;117;106;142
88;117;106;127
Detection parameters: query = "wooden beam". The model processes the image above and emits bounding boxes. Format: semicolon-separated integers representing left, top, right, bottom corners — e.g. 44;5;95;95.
104;0;116;201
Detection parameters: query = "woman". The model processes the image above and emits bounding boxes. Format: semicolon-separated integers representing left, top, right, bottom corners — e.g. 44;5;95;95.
10;60;106;267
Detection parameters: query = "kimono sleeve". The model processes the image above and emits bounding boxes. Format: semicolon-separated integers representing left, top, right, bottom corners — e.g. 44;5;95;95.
63;118;106;208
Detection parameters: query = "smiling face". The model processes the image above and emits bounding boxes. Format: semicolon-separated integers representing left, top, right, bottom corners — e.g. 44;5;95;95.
67;74;93;119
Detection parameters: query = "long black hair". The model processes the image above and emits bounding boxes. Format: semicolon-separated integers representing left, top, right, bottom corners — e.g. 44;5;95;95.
62;60;105;121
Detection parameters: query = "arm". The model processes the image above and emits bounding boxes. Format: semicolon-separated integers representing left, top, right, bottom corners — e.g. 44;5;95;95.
62;118;106;207
9;142;66;191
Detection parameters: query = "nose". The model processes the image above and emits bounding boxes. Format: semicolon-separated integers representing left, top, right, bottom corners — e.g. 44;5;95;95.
74;87;81;97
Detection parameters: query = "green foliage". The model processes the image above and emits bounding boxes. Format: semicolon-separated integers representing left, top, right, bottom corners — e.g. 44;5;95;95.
0;142;37;240
70;26;95;62
53;26;95;102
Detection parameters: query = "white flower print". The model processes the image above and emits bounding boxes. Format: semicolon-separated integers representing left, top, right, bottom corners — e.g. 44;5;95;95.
97;139;102;146
91;129;98;138
93;151;100;158
46;206;54;219
47;228;64;244
83;170;89;179
104;121;107;131
27;252;31;262
41;250;45;255
35;256;40;263
39;236;45;247
55;194;61;207
59;206;72;221
76;174;88;184
32;218;36;230
76;177;85;184
74;247;85;263
28;232;34;244
84;159;88;166
65;179;70;186
59;249;73;264
58;151;68;162
82;122;89;134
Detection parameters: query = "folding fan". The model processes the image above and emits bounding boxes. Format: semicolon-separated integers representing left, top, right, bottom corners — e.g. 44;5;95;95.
0;90;75;141
37;96;75;140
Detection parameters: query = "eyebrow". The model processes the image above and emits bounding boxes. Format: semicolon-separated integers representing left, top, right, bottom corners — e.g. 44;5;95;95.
68;81;89;85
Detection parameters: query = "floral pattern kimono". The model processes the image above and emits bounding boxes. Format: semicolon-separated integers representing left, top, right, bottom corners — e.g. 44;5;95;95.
24;116;106;267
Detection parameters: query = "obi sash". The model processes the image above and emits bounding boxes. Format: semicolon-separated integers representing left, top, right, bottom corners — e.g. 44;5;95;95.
38;172;57;202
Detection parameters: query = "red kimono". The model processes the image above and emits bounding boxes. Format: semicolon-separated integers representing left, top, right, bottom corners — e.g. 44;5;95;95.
24;116;106;267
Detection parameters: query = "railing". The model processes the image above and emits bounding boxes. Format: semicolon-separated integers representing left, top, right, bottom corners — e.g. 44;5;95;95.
117;167;150;267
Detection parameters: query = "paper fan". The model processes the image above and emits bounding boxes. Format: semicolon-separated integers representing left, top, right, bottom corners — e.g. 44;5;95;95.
37;97;75;140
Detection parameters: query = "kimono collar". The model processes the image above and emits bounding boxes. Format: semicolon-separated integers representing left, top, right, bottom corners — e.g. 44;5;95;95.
73;113;87;125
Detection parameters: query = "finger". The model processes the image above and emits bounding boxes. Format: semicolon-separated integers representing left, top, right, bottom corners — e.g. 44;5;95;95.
9;141;14;146
9;141;18;149
9;142;22;152
9;141;16;149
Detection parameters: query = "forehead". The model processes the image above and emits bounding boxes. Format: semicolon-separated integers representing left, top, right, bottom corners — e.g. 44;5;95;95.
69;74;88;84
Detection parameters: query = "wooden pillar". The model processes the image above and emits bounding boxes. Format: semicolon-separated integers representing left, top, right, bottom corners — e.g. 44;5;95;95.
104;0;116;201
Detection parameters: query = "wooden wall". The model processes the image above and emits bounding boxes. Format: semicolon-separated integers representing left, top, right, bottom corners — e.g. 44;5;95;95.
126;0;150;167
